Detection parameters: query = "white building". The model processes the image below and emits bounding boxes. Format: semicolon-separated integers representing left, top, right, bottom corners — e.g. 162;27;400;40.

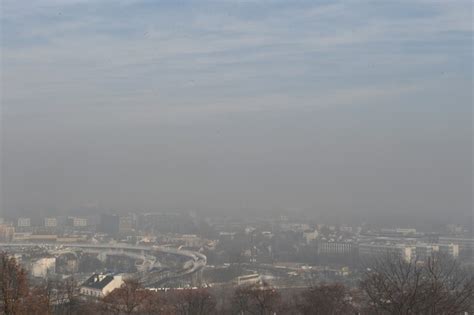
31;257;56;278
80;274;124;298
359;243;415;262
235;274;261;286
44;217;58;227
415;243;459;260
318;240;354;255
71;217;88;227
17;217;31;228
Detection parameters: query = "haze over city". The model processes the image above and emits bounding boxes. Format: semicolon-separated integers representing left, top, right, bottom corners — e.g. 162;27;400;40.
2;1;472;223
1;1;473;314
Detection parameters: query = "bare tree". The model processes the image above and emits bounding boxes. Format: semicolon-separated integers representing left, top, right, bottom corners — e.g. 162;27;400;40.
41;277;82;315
60;277;82;315
296;282;358;315
0;253;82;315
0;252;30;315
24;285;52;315
418;255;474;314
140;290;169;315
101;279;153;315
211;285;235;314
232;283;282;315
168;288;217;315
360;253;474;315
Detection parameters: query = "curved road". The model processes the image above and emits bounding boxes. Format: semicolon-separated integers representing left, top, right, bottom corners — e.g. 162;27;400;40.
0;242;206;285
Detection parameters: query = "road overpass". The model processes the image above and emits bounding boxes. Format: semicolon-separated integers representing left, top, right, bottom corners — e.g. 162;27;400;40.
0;242;206;287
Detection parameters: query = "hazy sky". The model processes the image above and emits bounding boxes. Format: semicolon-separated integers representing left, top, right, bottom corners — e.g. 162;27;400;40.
1;0;472;223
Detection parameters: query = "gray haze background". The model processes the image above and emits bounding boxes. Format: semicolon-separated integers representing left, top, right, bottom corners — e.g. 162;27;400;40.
1;0;472;224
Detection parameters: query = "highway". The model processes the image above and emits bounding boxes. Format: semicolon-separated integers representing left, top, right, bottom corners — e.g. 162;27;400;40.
0;242;206;286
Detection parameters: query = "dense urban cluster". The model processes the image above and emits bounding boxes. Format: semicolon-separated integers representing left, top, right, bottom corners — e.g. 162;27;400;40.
1;251;473;314
0;212;473;314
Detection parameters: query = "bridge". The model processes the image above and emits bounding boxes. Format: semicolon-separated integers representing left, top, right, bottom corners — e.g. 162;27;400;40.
0;242;206;287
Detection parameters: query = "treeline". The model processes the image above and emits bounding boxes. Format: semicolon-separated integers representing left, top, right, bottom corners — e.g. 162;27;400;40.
1;252;473;315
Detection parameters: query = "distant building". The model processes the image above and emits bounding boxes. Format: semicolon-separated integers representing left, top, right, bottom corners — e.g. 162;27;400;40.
219;232;236;242
138;212;194;234
80;273;124;298
56;253;79;274
31;257;56;278
303;230;319;244
235;274;261;286
414;243;459;261
17;217;31;228
438;237;474;253
358;243;415;262
0;224;15;242
280;223;310;232
415;244;438;261
378;228;420;237
13;233;57;242
69;217;88;227
318;240;354;255
340;226;353;233
395;228;417;235
182;235;198;247
44;217;58;228
446;224;464;234
119;214;135;233
438;243;459;258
